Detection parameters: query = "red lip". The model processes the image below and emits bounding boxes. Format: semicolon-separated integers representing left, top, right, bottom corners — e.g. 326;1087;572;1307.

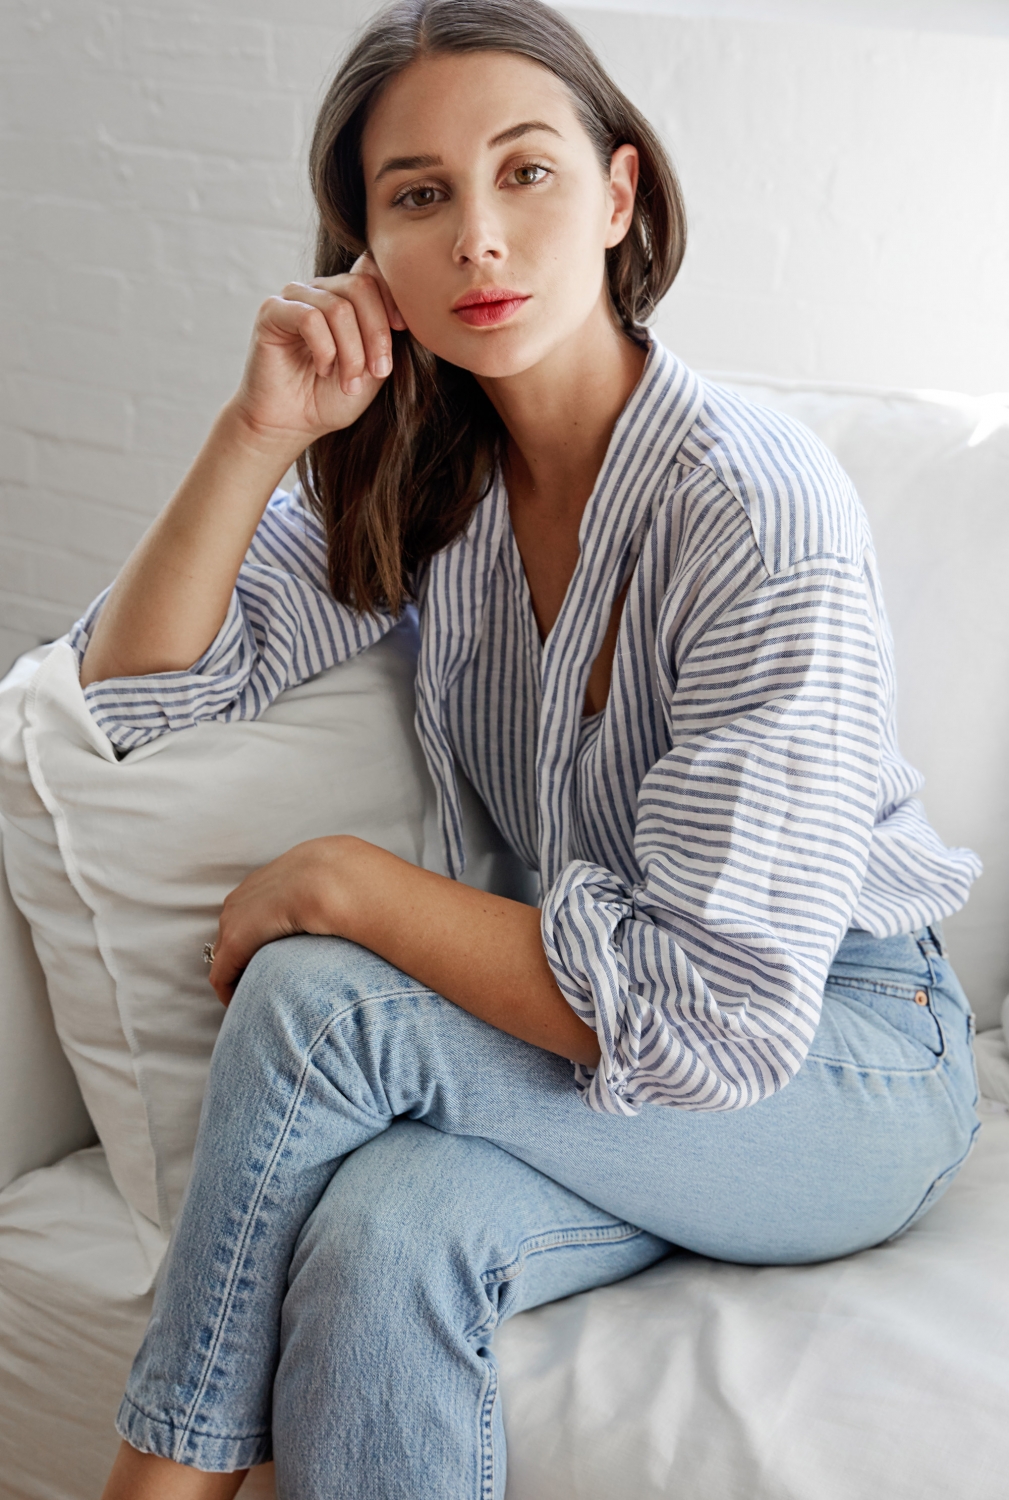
452;287;530;327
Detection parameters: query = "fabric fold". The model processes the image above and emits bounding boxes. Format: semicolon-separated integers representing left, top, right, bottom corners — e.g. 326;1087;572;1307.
70;487;397;752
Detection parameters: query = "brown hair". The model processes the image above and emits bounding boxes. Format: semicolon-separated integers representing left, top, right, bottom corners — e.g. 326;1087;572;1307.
298;0;687;614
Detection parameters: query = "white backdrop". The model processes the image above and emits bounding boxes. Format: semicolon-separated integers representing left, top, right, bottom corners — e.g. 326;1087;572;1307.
1;0;1007;669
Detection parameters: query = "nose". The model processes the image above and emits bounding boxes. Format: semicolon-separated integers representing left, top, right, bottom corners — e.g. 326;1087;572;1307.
452;191;507;268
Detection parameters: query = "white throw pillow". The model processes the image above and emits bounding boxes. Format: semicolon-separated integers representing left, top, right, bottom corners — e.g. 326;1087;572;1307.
0;620;439;1229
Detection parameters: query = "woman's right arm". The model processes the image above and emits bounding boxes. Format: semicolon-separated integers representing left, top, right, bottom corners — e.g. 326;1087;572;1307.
79;260;406;689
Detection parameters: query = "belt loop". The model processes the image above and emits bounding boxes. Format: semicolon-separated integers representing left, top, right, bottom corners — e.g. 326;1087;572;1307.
926;923;947;958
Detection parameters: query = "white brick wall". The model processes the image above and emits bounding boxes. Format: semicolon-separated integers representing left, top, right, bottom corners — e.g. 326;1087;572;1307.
0;0;373;672
2;1;1007;673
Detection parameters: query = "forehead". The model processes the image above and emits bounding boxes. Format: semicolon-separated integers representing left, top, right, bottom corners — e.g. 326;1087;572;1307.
361;50;582;173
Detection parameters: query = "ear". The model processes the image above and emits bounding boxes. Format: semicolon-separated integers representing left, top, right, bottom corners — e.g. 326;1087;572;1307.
604;144;639;250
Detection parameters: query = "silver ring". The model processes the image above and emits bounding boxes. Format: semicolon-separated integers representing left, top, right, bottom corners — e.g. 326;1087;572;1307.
203;942;216;967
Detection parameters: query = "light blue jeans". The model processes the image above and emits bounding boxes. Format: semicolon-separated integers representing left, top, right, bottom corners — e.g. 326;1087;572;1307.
118;925;979;1497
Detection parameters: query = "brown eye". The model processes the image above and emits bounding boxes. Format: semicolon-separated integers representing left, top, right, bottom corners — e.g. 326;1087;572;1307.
394;183;448;210
513;164;547;186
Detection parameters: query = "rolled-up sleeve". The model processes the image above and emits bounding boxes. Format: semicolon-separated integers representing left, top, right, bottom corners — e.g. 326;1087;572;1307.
70;488;398;751
541;556;883;1116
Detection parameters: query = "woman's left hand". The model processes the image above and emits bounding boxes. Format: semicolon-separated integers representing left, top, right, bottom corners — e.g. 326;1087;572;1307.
208;836;361;1005
206;833;600;1064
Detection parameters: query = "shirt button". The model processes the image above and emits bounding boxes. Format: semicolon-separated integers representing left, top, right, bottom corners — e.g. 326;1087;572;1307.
914;990;929;1006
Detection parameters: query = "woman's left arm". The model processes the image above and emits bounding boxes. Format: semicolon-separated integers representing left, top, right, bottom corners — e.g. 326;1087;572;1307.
208;836;602;1066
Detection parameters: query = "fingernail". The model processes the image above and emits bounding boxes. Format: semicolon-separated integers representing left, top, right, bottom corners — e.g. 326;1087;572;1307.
374;355;392;378
346;377;362;395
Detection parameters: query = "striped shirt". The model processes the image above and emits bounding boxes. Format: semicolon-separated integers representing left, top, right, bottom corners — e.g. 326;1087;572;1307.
71;339;981;1117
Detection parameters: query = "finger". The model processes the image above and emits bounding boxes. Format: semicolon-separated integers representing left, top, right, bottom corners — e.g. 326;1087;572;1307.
337;273;395;378
305;275;395;381
350;254;408;334
262;295;338;378
209;943;245;1007
283;282;368;394
314;257;407;336
207;916;249;1007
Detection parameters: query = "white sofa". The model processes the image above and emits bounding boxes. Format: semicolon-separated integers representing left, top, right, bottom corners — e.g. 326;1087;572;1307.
1;375;1008;1500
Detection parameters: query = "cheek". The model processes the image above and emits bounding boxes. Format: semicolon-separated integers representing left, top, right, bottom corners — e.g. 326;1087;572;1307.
369;233;418;305
527;181;608;261
370;231;447;331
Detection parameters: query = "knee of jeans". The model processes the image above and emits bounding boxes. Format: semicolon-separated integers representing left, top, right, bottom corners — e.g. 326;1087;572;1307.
229;933;368;1031
290;1123;509;1312
223;935;312;1035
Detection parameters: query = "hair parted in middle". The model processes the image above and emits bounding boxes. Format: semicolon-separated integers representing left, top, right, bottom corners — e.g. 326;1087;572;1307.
297;0;687;615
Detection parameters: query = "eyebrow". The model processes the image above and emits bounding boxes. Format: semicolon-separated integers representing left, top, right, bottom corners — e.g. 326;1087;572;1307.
373;120;563;182
489;119;562;147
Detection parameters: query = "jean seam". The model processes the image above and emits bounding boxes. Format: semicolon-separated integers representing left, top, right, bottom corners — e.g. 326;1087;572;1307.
479;1223;646;1288
469;1227;647;1344
884;1116;981;1242
175;989;425;1454
174;1007;341;1456
119;1391;268;1447
803;1050;944;1078
471;1224;645;1494
824;975;932;1000
478;1357;498;1500
172;984;478;1455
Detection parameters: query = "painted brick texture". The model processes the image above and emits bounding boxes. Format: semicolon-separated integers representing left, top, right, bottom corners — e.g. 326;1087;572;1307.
0;0;373;672
2;1;1007;672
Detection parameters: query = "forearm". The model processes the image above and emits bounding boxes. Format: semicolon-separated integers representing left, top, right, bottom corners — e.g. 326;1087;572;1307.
80;404;303;688
337;841;602;1066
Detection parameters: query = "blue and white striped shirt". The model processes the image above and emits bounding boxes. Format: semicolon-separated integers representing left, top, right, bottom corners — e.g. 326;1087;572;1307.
71;340;981;1116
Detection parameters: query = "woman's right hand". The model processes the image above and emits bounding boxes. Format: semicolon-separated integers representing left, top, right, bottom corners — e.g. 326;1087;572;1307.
80;256;406;688
230;254;408;452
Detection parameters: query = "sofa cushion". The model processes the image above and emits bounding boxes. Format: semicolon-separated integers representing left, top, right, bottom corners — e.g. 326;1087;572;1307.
496;1100;1009;1500
0;809;94;1195
0;619;435;1228
2;1104;1007;1500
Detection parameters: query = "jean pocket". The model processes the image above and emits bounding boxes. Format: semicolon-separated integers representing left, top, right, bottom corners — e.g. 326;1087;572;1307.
809;980;944;1072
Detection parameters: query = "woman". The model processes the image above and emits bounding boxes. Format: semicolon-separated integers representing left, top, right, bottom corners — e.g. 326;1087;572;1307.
89;1;980;1495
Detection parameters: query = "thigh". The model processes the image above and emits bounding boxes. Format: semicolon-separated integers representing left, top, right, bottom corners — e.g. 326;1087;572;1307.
288;1120;670;1331
237;934;977;1269
407;979;977;1267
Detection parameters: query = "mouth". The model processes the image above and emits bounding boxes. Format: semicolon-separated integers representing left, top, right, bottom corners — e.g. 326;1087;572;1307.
451;287;531;328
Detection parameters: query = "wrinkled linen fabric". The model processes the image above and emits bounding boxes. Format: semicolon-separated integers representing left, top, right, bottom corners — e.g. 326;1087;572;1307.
69;340;980;1116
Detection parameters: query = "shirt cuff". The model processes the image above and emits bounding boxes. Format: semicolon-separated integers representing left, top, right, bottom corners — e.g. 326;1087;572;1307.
541;859;644;1117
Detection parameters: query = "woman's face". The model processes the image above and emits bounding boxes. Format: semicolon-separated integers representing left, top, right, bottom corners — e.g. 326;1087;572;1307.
361;50;638;379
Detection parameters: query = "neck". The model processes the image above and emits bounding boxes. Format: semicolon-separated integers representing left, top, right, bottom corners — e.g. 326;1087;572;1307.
475;298;648;513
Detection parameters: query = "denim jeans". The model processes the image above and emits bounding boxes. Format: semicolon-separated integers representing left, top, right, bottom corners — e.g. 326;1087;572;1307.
118;925;979;1498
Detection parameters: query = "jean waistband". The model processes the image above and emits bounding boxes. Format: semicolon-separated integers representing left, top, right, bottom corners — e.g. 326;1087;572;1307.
916;923;946;959
831;922;947;982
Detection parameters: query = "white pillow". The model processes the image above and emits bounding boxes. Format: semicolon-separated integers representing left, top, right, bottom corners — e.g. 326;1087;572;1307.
0;646;150;1208
0;621;439;1229
0;797;95;1195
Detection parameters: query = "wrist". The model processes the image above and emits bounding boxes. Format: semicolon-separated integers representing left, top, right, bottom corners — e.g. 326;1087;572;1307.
311;836;384;940
217;398;312;476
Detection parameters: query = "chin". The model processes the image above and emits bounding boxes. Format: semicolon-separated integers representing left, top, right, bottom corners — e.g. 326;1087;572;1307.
411;323;560;381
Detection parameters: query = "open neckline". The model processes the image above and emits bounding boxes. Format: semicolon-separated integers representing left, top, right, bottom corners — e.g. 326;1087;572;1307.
502;506;620;725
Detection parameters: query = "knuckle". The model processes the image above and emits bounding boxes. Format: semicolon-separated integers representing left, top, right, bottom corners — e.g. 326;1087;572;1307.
330;297;358;326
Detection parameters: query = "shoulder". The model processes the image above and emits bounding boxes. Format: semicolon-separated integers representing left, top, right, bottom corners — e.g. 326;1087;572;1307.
668;367;870;576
